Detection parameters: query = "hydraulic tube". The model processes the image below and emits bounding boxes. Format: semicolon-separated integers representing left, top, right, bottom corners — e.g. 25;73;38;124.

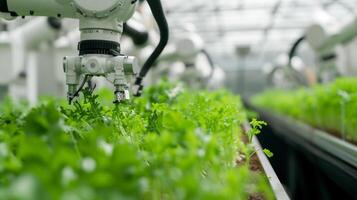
287;36;308;85
123;22;149;46
134;0;169;96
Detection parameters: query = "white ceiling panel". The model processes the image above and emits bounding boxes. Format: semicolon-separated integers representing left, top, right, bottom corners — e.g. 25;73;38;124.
163;0;357;56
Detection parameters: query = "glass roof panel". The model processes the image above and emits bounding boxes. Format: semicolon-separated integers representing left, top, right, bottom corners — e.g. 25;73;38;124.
164;0;357;56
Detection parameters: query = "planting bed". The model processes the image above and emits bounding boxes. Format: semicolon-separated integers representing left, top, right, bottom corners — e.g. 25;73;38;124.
0;81;285;200
252;77;357;144
245;104;357;199
248;78;357;198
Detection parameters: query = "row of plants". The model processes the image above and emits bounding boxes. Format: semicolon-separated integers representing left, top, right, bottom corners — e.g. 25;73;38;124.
252;77;357;143
0;80;273;200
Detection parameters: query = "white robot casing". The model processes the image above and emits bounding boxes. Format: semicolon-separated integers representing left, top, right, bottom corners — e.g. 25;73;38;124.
1;0;139;103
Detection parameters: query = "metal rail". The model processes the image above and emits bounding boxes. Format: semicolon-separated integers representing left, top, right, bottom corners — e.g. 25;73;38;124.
243;123;291;200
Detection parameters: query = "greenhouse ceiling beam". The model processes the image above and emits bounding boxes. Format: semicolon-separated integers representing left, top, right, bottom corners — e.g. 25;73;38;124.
204;36;296;43
166;4;320;15
167;16;314;24
323;0;357;14
262;0;283;39
203;38;297;47
172;25;308;33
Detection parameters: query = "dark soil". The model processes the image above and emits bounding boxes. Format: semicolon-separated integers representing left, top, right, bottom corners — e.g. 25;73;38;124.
239;125;270;200
235;152;263;172
249;153;263;172
248;194;265;200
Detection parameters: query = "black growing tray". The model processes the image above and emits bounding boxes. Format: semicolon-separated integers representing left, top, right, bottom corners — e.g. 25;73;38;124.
245;100;357;199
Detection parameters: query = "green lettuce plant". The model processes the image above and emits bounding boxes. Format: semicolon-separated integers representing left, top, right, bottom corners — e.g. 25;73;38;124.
253;77;357;143
0;80;273;200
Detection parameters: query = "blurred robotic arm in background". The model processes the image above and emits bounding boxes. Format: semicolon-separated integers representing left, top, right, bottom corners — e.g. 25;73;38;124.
120;6;225;90
265;16;357;89
0;17;62;103
156;30;225;90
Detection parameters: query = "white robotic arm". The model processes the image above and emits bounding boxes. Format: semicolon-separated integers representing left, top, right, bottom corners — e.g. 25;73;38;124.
0;0;139;103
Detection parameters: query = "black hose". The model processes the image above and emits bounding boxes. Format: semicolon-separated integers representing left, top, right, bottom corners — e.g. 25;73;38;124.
134;0;169;96
288;36;305;68
47;17;62;30
69;75;90;105
287;35;308;86
0;0;9;12
201;49;215;80
123;23;149;46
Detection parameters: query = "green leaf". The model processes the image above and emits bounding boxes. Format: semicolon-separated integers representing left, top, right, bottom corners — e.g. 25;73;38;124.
253;77;357;143
263;149;274;158
0;79;274;200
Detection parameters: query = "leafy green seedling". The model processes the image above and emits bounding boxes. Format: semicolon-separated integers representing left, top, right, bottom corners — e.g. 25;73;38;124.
0;79;274;200
247;118;267;142
253;77;357;143
263;149;274;158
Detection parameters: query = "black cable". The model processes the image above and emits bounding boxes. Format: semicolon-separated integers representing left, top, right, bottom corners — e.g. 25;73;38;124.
69;75;90;105
134;0;169;96
288;36;305;68
87;78;97;93
287;35;308;86
0;0;9;12
109;49;121;56
47;17;62;30
201;49;215;80
123;23;149;46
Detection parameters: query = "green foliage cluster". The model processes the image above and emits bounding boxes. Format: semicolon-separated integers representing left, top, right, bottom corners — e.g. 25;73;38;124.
253;77;357;143
0;80;273;200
